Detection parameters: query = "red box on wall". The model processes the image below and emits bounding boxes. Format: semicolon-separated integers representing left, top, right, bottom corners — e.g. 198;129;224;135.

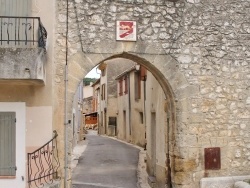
204;147;221;170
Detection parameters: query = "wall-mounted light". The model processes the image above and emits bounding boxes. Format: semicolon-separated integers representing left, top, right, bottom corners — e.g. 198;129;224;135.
135;64;140;71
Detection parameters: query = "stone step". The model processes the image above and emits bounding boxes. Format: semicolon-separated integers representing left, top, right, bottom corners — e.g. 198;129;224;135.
234;181;250;188
43;180;60;188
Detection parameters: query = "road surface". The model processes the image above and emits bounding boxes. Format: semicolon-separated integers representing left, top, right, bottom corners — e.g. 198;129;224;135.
72;131;140;188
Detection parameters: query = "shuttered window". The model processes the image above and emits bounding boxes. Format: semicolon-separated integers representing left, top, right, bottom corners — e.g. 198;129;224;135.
0;0;32;47
124;76;128;95
0;112;16;176
119;79;123;96
101;84;106;100
0;0;31;16
140;66;147;81
135;72;141;100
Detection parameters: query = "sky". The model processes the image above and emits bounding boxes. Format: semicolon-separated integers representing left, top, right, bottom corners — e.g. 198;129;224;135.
85;66;101;78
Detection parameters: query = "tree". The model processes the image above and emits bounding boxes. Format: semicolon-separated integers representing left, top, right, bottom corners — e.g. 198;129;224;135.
83;77;97;86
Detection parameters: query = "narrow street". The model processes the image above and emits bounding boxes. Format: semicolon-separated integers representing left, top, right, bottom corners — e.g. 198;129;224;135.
72;131;140;188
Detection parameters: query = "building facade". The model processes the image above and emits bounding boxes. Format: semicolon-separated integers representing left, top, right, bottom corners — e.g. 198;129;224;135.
0;0;249;188
116;64;169;187
72;81;84;147
116;64;147;147
0;0;57;188
97;59;136;136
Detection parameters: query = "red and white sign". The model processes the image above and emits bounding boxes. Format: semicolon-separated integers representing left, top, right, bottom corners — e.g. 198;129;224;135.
116;21;137;41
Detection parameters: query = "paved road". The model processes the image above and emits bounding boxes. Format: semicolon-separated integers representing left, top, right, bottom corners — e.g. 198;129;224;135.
72;131;140;188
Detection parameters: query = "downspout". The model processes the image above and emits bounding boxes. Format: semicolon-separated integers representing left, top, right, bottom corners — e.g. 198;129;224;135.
143;74;147;150
128;75;131;137
64;0;69;187
167;97;174;187
166;115;172;188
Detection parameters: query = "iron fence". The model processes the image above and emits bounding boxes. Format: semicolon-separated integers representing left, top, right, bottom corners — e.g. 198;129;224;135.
27;130;60;188
0;16;47;50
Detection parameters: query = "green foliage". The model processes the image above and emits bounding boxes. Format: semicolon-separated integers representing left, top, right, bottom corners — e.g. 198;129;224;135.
83;77;97;86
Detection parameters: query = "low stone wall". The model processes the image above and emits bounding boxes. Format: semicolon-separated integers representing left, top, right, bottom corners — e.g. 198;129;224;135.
201;176;250;188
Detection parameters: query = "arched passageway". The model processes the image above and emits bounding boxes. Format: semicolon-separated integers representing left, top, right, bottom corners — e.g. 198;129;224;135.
53;46;199;187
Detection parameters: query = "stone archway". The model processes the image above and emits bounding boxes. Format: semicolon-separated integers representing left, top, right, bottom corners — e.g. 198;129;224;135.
54;42;200;187
53;41;200;188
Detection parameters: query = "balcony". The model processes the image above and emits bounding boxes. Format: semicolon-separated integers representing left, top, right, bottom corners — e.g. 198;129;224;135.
0;16;47;85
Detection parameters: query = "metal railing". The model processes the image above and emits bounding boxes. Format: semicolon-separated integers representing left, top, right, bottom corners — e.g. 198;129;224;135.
0;16;47;50
27;131;60;188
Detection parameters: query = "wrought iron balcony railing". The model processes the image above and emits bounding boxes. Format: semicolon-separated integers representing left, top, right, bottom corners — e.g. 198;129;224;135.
0;16;47;50
27;131;60;188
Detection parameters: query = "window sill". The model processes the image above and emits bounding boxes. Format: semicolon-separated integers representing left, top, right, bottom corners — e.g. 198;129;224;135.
0;176;16;179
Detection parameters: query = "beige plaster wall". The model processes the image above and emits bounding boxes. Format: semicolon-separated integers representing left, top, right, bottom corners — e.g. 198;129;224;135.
30;0;55;106
145;72;168;187
107;96;118;136
26;106;53;147
0;2;55;186
129;69;146;147
0;0;54;105
83;85;93;99
99;63;108;135
0;0;55;141
117;86;130;141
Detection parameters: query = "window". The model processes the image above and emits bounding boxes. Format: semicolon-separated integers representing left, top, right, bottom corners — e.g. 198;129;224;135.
134;71;141;100
101;84;106;100
124;76;128;94
140;66;147;81
101;69;106;77
119;79;123;96
0;0;31;17
108;117;117;126
0;112;16;176
139;112;143;124
101;112;103;126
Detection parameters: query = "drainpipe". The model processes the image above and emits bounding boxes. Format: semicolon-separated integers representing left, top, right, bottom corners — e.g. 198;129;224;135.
64;0;69;187
143;74;147;150
128;74;131;137
64;64;68;188
166;116;172;188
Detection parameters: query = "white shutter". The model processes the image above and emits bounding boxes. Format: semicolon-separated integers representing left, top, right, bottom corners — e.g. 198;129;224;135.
0;0;33;47
0;0;31;16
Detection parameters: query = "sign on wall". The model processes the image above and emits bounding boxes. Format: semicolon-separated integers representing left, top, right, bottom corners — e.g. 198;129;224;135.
116;21;137;41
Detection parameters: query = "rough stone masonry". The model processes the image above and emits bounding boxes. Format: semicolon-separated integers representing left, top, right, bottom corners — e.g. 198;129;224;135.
54;0;250;187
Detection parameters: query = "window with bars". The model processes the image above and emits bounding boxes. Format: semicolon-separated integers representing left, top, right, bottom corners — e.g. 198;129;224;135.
0;112;16;176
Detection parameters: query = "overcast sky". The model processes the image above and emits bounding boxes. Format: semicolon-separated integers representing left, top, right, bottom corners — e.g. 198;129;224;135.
85;66;101;78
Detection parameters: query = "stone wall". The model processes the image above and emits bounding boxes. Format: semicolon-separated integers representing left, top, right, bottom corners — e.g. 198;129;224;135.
54;0;250;187
174;0;250;181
